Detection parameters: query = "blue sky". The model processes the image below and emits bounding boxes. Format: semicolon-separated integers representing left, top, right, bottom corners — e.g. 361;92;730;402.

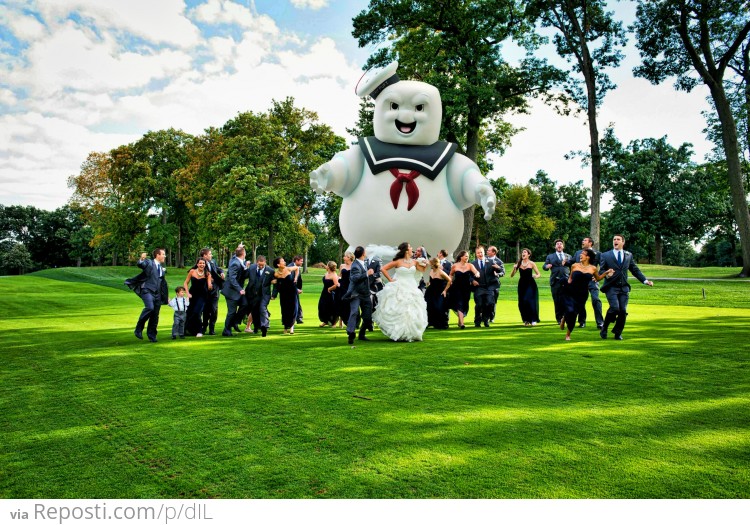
0;0;712;210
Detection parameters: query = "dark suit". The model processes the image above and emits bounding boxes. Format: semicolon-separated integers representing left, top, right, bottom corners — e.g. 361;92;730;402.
568;249;603;328
544;251;571;322
221;255;248;335
485;255;505;322
598;249;649;337
471;257;504;326
126;258;168;341
203;259;224;334
346;258;373;336
245;263;274;333
291;264;304;322
368;256;383;311
440;259;452;275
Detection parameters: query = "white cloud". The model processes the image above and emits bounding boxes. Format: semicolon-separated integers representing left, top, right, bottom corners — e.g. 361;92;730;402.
1;7;46;41
289;0;330;10
0;88;18;106
35;0;201;49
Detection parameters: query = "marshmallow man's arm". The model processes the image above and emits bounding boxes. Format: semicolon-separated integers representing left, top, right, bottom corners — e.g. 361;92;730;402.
309;147;364;197
445;154;496;220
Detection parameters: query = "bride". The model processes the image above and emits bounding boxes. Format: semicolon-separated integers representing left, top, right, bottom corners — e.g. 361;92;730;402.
373;242;429;342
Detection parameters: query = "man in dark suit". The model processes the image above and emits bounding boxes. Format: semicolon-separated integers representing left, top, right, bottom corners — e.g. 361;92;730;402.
471;245;504;327
437;249;452;326
544;239;571;324
486;245;506;323
598;234;654;340
221;245;249;337
368;255;383;315
245;255;274;337
438;249;452;275
291;255;304;324
200;248;224;335
346;246;374;345
126;248;168;343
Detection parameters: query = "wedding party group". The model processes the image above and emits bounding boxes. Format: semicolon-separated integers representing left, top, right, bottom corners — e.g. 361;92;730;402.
126;234;653;345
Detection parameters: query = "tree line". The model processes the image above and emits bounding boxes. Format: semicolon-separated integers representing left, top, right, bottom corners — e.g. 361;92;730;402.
2;1;748;274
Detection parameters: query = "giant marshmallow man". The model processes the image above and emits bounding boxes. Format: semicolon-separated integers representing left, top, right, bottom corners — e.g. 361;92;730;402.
310;62;496;259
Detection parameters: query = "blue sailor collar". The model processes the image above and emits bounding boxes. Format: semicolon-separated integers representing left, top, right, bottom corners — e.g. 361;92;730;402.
358;136;457;180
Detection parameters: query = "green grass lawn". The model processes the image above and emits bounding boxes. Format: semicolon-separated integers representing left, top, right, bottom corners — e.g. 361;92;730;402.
1;265;748;498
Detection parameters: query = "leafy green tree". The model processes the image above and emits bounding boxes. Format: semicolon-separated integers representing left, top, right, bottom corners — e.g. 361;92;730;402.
526;0;628;248
0;241;33;275
68;151;147;265
178;99;346;263
600;131;715;264
496;184;555;260
352;0;566;255
633;0;750;275
529;170;589;245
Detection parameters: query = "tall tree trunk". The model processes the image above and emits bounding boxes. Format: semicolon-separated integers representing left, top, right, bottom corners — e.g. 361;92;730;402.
654;232;663;265
268;224;275;264
456;99;482;257
712;84;750;276
516;239;521;261
338;238;343;264
581;46;602;249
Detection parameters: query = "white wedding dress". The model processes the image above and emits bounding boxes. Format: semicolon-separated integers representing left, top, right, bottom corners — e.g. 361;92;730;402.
372;265;428;342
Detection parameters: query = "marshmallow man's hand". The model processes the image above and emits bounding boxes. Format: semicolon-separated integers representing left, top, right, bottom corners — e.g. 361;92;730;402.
477;184;496;221
310;163;333;195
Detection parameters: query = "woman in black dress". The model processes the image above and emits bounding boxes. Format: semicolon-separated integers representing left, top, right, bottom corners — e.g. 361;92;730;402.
272;257;300;334
509;248;541;326
448;250;480;329
318;261;340;327
560;248;613;341
424;257;451;329
183;258;213;337
336;252;354;329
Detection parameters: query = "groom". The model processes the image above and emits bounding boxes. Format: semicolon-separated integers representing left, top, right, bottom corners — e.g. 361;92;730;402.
345;246;374;345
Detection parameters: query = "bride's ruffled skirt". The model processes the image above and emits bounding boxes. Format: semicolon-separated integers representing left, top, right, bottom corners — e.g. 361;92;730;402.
372;279;428;342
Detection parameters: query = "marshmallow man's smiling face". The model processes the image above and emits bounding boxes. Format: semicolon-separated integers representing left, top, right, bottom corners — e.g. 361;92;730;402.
373;80;442;146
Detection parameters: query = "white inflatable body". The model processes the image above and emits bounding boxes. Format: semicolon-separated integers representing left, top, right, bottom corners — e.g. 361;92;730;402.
310;63;495;257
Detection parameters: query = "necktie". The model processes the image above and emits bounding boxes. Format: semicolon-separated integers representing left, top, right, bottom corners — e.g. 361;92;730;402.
479;260;484;271
617;251;622;264
557;252;562;262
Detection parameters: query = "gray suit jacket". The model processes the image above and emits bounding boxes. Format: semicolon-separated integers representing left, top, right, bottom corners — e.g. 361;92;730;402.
222;256;248;301
544;251;571;286
599;250;648;292
345;258;371;300
245;264;274;306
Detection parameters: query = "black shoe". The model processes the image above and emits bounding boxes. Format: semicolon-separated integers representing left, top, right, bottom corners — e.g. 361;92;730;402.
134;330;143;340
296;319;304;324
172;335;176;340
614;334;623;340
148;337;157;343
358;334;370;341
261;327;267;337
483;321;489;328
597;324;603;330
347;332;355;345
222;331;233;337
232;324;241;333
579;322;586;328
600;328;607;339
459;324;465;330
474;323;481;328
253;329;259;334
179;335;185;339
208;331;216;336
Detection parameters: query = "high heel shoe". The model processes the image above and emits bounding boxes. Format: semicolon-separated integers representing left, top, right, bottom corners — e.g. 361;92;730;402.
459;323;465;329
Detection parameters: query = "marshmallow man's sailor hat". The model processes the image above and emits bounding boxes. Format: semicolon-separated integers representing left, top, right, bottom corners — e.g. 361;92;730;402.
355;62;399;99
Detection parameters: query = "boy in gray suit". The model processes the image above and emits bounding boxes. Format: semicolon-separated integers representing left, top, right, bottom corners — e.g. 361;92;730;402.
168;286;189;339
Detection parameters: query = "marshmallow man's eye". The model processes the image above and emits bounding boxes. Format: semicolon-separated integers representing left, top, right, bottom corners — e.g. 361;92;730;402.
390;102;399;111
415;104;424;112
